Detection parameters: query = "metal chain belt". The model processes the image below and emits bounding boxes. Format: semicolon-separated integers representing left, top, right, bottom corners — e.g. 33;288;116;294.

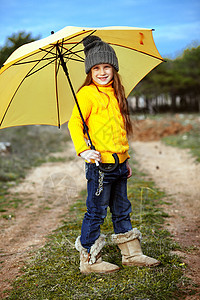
95;170;104;196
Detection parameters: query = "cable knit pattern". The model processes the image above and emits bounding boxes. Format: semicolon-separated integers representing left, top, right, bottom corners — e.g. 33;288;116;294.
68;81;130;163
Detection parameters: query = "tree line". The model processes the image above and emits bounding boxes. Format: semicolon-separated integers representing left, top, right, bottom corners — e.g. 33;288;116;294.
0;31;40;68
129;45;200;113
1;32;199;113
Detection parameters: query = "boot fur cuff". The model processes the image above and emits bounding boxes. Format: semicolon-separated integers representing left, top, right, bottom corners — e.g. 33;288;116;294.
111;228;142;244
75;236;87;256
75;234;106;264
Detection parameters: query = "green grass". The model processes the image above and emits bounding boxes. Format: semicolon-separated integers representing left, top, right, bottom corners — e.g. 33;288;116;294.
6;158;189;300
1;115;199;299
133;113;200;162
0;125;70;215
162;127;200;162
160;113;200;162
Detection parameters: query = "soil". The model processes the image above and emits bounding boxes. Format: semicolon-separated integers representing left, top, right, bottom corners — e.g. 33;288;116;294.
0;117;199;299
131;117;193;141
132;141;200;299
0;143;86;298
131;116;200;299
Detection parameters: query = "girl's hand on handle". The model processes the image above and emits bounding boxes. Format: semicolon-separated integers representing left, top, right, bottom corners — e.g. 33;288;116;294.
80;150;101;163
126;160;132;178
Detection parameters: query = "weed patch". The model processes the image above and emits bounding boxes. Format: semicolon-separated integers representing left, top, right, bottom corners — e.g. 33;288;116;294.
162;114;200;162
6;158;187;300
0;125;70;215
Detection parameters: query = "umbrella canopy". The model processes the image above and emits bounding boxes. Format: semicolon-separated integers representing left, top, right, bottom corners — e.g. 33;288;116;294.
0;26;164;129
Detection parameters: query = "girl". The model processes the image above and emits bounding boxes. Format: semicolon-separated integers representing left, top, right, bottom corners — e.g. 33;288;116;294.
68;35;160;274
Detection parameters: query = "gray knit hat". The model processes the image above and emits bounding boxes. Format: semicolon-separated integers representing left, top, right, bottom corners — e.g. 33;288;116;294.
83;35;119;74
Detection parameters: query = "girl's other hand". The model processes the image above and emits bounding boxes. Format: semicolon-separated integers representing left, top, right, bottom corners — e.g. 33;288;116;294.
80;150;101;163
126;160;132;178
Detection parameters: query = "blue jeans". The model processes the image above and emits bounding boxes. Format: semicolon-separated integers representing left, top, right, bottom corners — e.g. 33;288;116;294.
80;160;132;251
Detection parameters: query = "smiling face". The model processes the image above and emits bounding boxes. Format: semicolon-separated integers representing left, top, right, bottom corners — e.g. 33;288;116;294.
91;64;114;85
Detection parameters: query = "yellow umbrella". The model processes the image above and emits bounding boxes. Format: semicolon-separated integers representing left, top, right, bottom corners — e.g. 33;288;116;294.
0;26;164;130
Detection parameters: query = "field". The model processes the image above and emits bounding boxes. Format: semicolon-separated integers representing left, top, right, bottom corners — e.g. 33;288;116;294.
0;114;199;299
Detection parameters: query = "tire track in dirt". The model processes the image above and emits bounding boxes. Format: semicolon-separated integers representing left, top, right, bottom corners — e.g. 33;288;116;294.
132;141;200;299
0;142;86;298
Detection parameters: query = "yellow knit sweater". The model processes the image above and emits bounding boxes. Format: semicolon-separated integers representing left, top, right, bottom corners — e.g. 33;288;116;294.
68;81;130;164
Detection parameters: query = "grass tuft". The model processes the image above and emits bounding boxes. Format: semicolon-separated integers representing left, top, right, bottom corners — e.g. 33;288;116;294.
162;114;200;162
6;156;188;300
0;125;70;215
1;116;199;299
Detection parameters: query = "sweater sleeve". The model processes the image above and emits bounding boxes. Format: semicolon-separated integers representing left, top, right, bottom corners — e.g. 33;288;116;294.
68;88;92;156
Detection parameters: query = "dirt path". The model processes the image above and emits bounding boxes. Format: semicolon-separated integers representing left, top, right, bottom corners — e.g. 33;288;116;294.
132;141;200;298
0;139;200;298
0;142;86;298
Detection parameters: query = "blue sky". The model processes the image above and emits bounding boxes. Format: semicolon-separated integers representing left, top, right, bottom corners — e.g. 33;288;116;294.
1;0;199;58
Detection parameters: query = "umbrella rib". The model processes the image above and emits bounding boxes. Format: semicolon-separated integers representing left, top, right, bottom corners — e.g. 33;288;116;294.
27;48;84;78
55;39;64;75
56;55;61;76
13;44;84;79
62;47;85;62
17;30;95;74
55;48;61;128
62;45;84;60
26;58;57;77
39;47;57;57
0;50;55;127
111;43;164;61
25;43;63;77
63;56;85;63
57;45;84;63
65;48;84;54
9;45;56;66
13;56;56;65
58;30;96;62
60;29;97;46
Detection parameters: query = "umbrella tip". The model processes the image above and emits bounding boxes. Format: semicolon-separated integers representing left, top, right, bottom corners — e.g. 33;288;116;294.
51;31;54;35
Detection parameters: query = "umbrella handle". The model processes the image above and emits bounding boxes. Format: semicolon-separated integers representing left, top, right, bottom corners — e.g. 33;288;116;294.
98;153;119;173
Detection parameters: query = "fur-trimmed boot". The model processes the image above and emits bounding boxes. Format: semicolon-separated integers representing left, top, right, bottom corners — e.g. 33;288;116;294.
75;234;120;274
112;229;160;267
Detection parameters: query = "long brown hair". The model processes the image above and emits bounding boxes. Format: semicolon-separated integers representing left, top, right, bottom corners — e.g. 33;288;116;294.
78;67;133;136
